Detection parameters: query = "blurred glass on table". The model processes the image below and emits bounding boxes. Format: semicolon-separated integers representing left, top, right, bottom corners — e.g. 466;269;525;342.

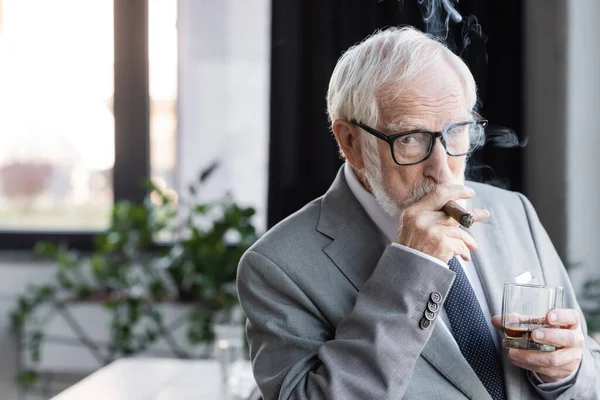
214;323;255;400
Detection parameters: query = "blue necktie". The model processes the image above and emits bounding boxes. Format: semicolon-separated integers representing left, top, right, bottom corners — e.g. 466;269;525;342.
445;257;506;400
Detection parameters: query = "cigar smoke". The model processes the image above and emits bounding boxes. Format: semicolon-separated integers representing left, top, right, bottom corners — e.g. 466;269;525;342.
484;125;528;148
394;0;528;191
416;0;462;40
395;0;485;58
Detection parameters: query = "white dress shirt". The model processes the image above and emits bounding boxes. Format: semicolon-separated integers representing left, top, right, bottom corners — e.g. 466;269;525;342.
343;162;577;388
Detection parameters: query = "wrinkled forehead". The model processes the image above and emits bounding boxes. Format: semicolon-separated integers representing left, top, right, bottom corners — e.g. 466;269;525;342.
378;86;473;131
377;64;474;131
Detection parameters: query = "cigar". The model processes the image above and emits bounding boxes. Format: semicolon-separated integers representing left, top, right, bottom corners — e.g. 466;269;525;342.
442;201;474;228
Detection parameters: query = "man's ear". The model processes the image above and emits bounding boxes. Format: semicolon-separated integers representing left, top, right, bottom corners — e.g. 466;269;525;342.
332;120;365;170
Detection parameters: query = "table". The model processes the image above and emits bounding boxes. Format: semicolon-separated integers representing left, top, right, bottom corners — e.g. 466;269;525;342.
52;358;223;400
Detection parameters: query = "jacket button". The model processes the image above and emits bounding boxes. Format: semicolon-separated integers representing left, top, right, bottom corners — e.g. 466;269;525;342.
424;309;436;321
427;301;440;313
420;317;432;329
430;291;442;303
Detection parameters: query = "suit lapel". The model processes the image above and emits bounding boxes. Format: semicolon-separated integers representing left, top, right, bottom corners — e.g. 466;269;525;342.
317;168;386;290
421;322;492;399
321;219;386;291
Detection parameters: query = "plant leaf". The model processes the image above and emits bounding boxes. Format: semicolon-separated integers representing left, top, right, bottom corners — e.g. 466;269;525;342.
199;162;218;183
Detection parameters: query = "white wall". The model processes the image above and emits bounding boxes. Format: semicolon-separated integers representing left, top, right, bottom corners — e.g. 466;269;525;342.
177;0;271;233
566;0;600;282
524;0;600;286
523;0;569;260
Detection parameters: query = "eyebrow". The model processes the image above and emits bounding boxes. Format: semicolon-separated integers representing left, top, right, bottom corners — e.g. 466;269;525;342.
384;117;474;132
384;120;425;132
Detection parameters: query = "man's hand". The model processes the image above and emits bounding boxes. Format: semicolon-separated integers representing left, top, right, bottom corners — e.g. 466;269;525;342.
492;309;584;382
397;185;490;264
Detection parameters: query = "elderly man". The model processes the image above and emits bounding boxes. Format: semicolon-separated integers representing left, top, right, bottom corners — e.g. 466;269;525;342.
237;27;600;399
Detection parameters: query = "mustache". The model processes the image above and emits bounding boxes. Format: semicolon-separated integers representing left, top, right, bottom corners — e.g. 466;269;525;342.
407;178;439;204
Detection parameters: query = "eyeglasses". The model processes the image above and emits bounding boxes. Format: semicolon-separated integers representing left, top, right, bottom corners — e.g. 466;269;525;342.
351;119;488;166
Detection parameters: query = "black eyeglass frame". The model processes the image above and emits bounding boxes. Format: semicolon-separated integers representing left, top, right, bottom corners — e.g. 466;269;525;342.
351;119;488;166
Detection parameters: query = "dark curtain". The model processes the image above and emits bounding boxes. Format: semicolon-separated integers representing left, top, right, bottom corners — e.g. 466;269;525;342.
267;0;523;228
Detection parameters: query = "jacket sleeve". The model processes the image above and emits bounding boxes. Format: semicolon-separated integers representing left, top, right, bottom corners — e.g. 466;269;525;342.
517;193;600;400
236;245;455;400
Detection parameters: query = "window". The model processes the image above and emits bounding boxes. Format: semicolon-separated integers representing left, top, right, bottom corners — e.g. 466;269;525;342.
0;0;270;249
0;0;114;231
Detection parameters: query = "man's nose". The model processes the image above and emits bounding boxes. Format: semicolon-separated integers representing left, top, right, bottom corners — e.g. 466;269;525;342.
422;138;455;184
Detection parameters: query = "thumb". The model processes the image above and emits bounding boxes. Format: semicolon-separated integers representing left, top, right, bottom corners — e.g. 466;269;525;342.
491;315;502;330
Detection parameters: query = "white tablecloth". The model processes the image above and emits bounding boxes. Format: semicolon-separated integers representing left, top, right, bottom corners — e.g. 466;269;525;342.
52;358;223;400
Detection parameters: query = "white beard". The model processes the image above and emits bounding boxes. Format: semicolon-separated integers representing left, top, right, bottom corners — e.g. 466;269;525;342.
361;141;466;218
363;160;402;218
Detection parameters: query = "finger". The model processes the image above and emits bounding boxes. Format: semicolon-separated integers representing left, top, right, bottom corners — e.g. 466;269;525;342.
491;315;502;330
508;358;543;375
448;238;472;261
470;208;491;223
509;359;580;382
444;226;479;251
531;327;585;348
416;210;458;227
508;347;581;369
508;358;566;379
547;309;581;329
417;185;476;211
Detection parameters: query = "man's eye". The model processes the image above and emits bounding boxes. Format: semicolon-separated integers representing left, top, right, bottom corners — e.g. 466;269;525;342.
400;135;418;144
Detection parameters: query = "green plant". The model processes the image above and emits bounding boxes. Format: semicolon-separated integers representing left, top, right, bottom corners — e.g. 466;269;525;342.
582;278;600;334
10;163;258;387
565;261;600;335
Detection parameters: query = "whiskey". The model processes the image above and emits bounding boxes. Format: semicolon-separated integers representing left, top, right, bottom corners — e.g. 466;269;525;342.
502;318;556;352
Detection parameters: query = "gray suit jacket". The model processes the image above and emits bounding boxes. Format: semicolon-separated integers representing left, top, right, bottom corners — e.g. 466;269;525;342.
237;168;600;399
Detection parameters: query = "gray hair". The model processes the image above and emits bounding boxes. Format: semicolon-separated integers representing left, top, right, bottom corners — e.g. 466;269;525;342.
326;26;478;159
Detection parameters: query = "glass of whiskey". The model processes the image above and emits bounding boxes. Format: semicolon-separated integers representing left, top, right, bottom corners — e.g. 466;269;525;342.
502;283;564;352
